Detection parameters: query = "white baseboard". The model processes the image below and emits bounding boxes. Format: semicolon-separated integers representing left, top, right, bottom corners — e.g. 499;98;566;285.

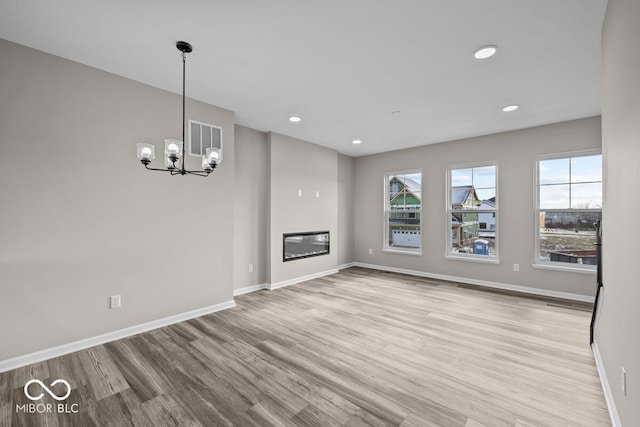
233;283;269;296
236;268;347;296
338;262;356;270
0;300;236;373
268;268;340;290
592;341;622;427
351;262;594;302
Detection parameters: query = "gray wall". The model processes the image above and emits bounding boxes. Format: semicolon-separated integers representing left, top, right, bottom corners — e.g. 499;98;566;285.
0;39;235;361
234;128;354;288
597;0;640;424
354;117;601;297
338;154;355;266
233;125;268;290
267;133;338;284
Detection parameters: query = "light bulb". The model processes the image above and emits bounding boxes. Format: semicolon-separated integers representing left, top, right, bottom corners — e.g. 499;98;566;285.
202;156;213;171
206;147;221;166
140;147;152;160
167;143;179;155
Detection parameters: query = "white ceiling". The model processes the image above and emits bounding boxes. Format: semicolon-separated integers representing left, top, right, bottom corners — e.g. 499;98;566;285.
0;0;607;157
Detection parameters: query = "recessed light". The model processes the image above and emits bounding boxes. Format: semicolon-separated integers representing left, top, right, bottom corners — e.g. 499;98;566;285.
352;139;362;145
502;104;519;112
474;45;497;59
288;116;301;123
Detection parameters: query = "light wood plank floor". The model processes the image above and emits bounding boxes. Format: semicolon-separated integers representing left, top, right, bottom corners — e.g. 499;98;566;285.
1;267;610;426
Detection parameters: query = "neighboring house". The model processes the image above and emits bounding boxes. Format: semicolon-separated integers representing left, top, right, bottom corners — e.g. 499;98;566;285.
451;185;480;246
479;197;496;238
389;176;421;248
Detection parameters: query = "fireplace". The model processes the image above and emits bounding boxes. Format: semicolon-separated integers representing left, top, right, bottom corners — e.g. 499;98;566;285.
283;231;330;262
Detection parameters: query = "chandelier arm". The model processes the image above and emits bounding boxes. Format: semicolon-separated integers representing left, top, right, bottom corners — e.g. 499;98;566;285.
144;164;176;173
185;170;211;177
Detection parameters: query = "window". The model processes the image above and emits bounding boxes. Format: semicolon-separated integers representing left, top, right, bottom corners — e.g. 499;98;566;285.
447;163;497;259
536;152;602;270
384;171;422;253
189;120;223;159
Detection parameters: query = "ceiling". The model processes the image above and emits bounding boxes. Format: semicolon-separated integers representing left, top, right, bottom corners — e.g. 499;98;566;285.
0;0;607;157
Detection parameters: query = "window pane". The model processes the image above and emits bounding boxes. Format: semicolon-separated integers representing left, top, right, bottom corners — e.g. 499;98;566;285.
387;172;421;250
451;168;472;186
451;185;478;209
407;174;421;200
539;211;601;265
473;165;496;189
539;184;570;209
539;158;569;185
571;155;602;183
450;216;495;256
571;182;602;208
476;188;496;205
449;164;497;258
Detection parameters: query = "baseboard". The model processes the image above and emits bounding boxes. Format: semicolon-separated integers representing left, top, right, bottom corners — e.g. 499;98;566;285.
268;268;340;290
236;269;345;295
0;299;236;373
338;262;356;270
233;283;269;296
351;262;594;302
592;341;622;427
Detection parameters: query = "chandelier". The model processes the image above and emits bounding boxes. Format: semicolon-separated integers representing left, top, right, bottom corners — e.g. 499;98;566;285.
136;41;221;176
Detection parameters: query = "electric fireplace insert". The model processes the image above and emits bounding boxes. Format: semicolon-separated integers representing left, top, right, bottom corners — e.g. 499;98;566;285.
283;231;330;262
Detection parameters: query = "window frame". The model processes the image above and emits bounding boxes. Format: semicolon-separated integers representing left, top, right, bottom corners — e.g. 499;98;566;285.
534;150;602;273
445;161;499;264
383;169;423;256
188;119;223;160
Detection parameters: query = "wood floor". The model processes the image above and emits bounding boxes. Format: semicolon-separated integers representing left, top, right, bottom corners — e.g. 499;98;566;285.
1;267;610;426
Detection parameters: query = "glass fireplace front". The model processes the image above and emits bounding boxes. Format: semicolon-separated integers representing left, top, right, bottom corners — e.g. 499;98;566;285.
283;231;330;262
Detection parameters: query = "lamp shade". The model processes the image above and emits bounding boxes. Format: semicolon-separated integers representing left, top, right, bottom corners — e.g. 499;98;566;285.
205;147;222;166
137;143;155;162
164;139;183;168
202;156;213;172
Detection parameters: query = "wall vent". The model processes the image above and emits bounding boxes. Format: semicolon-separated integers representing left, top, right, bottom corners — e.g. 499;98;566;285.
188;120;223;159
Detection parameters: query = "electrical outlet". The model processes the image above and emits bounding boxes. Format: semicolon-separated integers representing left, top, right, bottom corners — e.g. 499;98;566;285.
368;248;373;255
297;189;302;197
110;295;121;309
621;367;627;396
248;264;254;273
513;264;519;272
315;191;320;198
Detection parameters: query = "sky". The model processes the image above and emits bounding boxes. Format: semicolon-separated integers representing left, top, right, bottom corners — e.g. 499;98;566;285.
539;154;602;209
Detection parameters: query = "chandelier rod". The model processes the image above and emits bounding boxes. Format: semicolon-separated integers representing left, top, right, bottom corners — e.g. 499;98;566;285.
180;48;186;173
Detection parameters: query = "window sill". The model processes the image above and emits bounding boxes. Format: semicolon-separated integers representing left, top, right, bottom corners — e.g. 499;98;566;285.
532;263;596;274
445;255;500;264
382;248;423;257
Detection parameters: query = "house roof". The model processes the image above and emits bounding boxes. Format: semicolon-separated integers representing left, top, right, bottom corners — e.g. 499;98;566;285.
481;198;496;208
390;176;421;205
392;176;421;195
451;185;478;205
